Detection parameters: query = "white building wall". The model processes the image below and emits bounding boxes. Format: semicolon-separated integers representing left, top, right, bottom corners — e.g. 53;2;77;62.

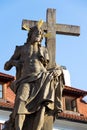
54;119;87;130
62;66;71;86
0;110;11;124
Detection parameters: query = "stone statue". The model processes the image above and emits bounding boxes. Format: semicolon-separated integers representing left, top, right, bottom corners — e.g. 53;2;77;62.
3;20;64;130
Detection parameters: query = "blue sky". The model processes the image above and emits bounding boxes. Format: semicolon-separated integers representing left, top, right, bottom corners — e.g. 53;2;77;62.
0;0;87;91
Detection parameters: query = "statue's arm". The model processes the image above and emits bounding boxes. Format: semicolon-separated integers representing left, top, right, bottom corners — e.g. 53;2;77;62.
4;46;21;70
39;46;49;67
53;67;65;114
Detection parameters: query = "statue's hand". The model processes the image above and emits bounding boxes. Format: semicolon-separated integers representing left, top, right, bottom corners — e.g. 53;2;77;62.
4;61;12;70
53;69;62;77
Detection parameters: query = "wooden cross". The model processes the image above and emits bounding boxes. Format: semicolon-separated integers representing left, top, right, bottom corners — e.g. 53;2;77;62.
22;8;80;69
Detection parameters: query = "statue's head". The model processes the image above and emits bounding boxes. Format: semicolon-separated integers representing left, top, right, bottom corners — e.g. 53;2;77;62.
23;20;51;44
24;20;44;44
27;25;44;44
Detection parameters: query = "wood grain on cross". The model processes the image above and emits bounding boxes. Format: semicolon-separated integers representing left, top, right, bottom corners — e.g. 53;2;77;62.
22;8;80;68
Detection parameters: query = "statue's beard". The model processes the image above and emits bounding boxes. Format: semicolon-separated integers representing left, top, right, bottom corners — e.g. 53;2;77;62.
30;36;42;44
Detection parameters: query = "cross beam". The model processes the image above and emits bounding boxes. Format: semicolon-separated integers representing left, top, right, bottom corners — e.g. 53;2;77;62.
22;8;80;68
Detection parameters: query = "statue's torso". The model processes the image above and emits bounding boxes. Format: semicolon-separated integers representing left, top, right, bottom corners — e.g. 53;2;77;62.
19;44;47;77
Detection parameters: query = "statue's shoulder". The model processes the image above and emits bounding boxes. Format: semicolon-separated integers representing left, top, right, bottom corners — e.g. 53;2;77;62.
13;45;25;55
15;45;24;49
15;44;25;52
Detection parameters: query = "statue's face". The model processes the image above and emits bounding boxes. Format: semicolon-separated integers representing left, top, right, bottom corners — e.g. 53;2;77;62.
30;26;43;43
35;28;42;42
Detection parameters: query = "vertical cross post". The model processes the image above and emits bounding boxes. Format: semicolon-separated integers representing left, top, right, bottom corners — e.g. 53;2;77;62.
46;9;56;68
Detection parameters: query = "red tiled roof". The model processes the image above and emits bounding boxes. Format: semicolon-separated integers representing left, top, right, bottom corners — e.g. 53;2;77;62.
58;112;87;123
0;100;14;110
63;86;87;97
0;72;14;83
